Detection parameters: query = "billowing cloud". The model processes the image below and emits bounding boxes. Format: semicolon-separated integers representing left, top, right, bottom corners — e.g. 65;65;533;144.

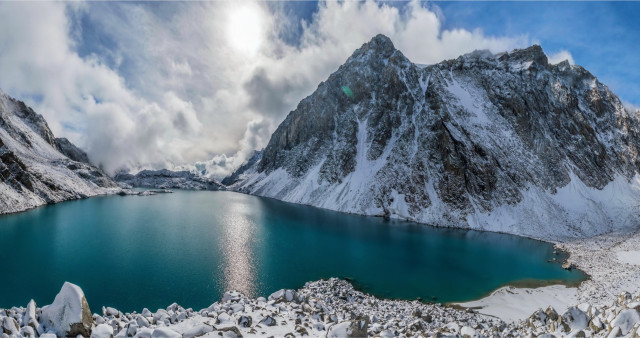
548;50;575;65
0;0;530;177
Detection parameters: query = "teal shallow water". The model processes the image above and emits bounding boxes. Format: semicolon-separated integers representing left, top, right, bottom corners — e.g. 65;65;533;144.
0;191;585;312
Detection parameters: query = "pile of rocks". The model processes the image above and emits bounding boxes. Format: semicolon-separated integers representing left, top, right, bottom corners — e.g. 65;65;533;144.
511;291;640;337
3;279;640;337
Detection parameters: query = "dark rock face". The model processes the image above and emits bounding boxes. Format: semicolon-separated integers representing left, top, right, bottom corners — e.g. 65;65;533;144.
115;169;224;190
230;34;640;239
55;137;91;164
0;91;119;214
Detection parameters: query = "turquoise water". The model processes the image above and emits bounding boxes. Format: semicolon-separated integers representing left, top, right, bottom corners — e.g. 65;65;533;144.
0;191;585;312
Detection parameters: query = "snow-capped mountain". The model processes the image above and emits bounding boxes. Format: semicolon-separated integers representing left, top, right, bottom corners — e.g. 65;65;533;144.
115;169;224;190
229;34;640;240
0;90;119;215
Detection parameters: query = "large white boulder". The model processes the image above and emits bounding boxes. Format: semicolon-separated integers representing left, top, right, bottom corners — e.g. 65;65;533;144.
90;323;114;338
561;306;589;332
611;309;640;335
23;299;39;330
40;282;94;337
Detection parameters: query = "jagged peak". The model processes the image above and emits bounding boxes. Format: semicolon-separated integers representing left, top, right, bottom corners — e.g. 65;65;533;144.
349;34;397;60
501;44;549;66
460;49;496;60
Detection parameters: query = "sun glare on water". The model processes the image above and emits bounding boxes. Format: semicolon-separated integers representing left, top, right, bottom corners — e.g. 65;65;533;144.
226;4;264;56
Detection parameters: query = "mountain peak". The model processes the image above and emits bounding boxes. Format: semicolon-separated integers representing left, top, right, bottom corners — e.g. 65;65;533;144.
350;33;396;60
503;44;548;66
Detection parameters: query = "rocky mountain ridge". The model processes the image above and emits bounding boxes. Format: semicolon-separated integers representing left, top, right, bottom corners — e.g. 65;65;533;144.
229;34;640;240
0;90;119;215
114;169;224;191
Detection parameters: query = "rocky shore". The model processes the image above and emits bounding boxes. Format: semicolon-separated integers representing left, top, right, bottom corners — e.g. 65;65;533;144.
3;278;640;338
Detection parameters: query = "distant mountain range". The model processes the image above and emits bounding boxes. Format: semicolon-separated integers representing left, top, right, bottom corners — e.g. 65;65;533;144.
227;34;640;240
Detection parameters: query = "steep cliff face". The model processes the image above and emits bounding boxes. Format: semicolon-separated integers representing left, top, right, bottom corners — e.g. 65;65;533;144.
229;34;640;240
0;91;119;214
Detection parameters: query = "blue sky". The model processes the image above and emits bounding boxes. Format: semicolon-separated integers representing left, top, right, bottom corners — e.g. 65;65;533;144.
0;1;637;175
436;1;640;107
273;1;639;105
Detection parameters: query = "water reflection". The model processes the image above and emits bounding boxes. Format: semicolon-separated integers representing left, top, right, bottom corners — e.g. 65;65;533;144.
220;197;258;297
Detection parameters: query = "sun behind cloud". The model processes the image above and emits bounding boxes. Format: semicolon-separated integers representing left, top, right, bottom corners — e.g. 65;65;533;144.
226;3;265;56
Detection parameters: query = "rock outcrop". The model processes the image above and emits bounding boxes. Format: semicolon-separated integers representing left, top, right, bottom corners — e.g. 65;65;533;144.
0;91;119;215
229;34;640;240
39;282;94;337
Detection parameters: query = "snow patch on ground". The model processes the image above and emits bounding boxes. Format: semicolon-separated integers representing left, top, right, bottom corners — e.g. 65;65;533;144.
617;251;640;266
457;285;579;323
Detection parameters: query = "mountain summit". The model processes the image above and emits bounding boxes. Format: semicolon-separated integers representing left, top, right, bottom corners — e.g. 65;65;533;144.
228;34;640;240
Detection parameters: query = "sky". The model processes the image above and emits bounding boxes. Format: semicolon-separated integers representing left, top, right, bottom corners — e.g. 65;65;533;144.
0;1;637;177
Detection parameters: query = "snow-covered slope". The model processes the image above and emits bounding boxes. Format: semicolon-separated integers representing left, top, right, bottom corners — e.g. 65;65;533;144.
114;169;224;191
0;90;119;215
229;34;640;240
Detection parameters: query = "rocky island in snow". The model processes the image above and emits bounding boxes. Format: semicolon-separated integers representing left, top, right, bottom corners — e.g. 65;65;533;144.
0;91;120;215
229;34;640;241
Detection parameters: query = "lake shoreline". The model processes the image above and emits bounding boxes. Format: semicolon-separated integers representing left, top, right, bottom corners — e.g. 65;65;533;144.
2;191;640;336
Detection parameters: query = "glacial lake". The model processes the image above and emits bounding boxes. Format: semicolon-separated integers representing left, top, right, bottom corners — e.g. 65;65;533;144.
0;190;585;312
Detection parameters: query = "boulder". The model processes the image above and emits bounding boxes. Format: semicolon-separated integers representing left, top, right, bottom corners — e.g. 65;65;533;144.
561;307;589;331
40;282;94;337
461;326;478;338
611;309;640;335
183;324;214;338
91;323;114;338
258;316;276;326
218;326;242;338
268;289;303;304
237;315;252;328
151;327;181;338
327;316;369;338
2;317;19;336
221;291;242;303
22;300;38;330
19;326;36;337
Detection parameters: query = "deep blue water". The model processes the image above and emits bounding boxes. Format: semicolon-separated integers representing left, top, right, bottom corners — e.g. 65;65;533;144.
0;191;585;312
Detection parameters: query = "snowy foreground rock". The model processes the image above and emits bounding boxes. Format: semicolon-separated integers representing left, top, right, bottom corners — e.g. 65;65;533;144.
3;279;640;337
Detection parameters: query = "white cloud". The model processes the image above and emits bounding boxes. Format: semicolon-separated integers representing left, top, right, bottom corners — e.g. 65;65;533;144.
548;50;575;65
623;102;640;114
0;0;530;177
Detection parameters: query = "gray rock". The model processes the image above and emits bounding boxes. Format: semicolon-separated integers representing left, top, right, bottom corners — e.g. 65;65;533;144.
237;315;252;328
150;327;181;338
268;289;303;304
561;307;589;331
2;317;19;336
182;324;214;338
259;316;276;326
611;309;640;335
91;323;114;338
22;300;37;330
